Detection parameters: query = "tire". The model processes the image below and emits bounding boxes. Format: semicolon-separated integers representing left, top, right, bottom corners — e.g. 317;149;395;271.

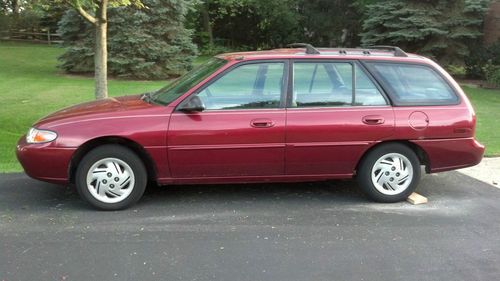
75;144;147;210
357;143;421;203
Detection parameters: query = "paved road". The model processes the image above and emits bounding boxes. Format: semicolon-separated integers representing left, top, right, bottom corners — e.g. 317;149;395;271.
1;172;499;281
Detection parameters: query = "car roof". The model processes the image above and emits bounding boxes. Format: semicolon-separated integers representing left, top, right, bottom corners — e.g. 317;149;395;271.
216;48;429;63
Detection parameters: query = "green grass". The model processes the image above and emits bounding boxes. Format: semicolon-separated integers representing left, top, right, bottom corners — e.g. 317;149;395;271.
462;86;500;157
0;42;498;172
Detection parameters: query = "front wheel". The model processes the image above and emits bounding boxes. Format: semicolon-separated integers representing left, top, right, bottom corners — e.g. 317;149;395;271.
75;145;147;210
357;143;421;203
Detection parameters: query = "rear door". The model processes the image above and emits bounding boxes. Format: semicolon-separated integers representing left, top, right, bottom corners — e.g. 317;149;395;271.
285;60;395;176
168;60;288;178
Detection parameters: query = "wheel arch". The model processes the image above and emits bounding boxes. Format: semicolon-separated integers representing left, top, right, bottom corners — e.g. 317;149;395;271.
68;136;158;184
355;140;430;175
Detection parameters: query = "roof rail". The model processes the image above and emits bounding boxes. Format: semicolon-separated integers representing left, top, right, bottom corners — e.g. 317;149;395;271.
287;43;320;55
367;46;408;57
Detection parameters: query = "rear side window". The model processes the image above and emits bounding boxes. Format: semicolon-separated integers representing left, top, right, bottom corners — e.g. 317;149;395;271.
366;62;458;106
354;64;387;106
293;62;352;107
292;62;387;108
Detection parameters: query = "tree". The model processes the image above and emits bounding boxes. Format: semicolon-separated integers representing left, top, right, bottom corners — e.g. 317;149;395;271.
1;0;20;15
64;0;144;99
189;0;302;50
1;0;64;35
360;0;490;64
298;0;366;47
187;0;373;52
58;0;197;80
200;0;213;48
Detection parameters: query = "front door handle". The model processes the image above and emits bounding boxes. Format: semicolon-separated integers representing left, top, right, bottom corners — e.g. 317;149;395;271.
362;115;385;125
250;118;275;128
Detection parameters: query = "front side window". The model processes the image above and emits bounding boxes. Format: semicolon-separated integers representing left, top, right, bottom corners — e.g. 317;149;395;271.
366;62;458;105
196;62;285;110
292;62;387;108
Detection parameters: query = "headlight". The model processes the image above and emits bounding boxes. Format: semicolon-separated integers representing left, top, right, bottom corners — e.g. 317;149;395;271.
26;128;58;144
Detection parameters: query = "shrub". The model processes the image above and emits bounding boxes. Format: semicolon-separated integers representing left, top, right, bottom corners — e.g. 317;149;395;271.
484;61;500;88
0;14;12;33
465;41;500;79
446;65;466;79
199;42;233;56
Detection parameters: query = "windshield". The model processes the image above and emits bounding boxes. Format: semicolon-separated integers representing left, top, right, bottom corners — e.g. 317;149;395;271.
150;58;227;105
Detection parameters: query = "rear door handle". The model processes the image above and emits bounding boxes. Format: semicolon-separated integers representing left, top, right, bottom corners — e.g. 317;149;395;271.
250;118;275;128
362;115;385;125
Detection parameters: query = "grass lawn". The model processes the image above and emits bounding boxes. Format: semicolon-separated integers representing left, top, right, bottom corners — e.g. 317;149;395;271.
0;42;499;172
462;86;500;157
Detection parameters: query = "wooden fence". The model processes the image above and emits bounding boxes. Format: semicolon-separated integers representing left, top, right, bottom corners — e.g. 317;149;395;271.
0;30;62;45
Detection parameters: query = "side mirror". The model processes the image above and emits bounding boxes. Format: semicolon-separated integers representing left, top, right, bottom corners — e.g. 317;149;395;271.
179;95;205;112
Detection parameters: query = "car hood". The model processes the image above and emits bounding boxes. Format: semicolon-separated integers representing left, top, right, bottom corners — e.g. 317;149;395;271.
35;95;155;127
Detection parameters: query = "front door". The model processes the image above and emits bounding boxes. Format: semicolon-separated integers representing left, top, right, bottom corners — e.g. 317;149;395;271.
285;60;395;176
168;61;288;178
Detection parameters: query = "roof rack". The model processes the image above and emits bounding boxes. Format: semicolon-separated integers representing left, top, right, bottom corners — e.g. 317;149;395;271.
366;46;408;57
286;43;320;55
284;43;408;57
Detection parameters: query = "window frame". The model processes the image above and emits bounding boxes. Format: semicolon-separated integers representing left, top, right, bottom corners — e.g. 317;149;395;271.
287;59;391;109
361;60;461;106
175;59;290;112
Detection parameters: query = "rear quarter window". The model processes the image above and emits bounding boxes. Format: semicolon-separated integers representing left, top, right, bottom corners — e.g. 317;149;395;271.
365;62;459;106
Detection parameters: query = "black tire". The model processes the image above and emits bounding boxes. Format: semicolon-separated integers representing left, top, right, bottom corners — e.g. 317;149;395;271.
75;144;147;210
357;143;421;203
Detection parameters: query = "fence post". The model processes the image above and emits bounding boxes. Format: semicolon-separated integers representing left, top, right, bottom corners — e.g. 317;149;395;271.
47;30;51;45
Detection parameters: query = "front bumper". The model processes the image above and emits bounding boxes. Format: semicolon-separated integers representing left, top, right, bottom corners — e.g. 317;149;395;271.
16;136;76;185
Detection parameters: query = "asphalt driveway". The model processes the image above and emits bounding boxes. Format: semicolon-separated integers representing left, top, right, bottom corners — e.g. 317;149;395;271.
1;172;499;281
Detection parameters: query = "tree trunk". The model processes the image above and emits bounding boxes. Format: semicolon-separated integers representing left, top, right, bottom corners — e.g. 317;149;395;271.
11;0;20;15
94;1;108;100
11;0;20;27
201;1;214;47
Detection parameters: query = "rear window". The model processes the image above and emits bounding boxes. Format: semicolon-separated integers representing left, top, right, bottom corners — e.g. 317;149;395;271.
365;62;459;106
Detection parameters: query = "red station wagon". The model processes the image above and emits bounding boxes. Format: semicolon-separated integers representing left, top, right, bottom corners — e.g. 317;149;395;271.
16;44;485;210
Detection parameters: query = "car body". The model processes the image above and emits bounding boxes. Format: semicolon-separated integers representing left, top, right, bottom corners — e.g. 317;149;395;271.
17;45;485;210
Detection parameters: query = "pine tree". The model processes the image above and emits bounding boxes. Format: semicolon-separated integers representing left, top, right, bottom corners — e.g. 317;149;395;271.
360;0;490;64
58;0;197;80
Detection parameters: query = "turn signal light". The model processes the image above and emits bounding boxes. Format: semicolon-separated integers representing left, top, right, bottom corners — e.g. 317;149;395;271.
26;128;58;144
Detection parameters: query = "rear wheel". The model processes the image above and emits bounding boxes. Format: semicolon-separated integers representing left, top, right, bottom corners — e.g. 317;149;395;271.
357;143;421;202
75;145;147;210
